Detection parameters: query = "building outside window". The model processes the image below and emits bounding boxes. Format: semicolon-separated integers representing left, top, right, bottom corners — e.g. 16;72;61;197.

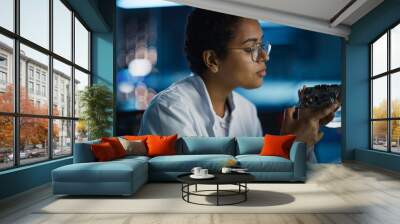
0;54;7;88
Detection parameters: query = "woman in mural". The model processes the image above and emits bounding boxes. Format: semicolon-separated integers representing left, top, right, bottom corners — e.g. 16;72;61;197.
139;8;340;158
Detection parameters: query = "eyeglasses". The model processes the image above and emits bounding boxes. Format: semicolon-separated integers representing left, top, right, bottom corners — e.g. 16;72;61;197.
227;42;271;63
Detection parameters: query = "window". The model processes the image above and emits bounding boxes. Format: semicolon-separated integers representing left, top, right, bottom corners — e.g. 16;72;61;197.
28;81;34;94
42;85;46;97
370;22;400;154
0;54;8;87
0;71;6;85
35;83;40;95
53;0;72;60
0;35;13;113
0;55;7;67
35;70;41;81
75;17;90;70
20;0;49;49
0;0;14;32
53;59;72;117
28;67;34;80
0;0;91;170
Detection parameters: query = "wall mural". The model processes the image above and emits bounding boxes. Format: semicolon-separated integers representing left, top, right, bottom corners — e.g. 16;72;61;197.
116;2;342;163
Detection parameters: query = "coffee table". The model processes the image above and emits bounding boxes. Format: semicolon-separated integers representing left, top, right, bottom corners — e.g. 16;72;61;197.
177;172;255;206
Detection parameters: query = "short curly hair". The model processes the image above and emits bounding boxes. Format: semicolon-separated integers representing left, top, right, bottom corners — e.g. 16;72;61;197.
184;9;242;76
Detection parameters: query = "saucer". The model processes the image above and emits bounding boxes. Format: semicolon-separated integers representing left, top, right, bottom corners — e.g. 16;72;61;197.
190;174;215;179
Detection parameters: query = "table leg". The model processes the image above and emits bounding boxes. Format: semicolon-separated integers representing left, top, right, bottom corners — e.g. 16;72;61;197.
245;183;247;201
188;184;190;202
217;184;219;206
195;184;197;192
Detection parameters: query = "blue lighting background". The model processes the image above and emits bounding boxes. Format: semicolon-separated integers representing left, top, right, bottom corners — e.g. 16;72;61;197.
116;6;343;163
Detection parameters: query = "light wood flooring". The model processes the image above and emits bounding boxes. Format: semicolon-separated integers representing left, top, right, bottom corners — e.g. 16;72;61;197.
1;161;400;224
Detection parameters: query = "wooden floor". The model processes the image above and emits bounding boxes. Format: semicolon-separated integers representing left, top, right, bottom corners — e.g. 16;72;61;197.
1;162;400;224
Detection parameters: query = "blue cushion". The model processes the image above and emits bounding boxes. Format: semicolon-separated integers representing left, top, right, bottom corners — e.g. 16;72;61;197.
177;137;235;155
52;158;148;195
52;159;146;183
148;154;235;172
73;139;100;163
236;137;264;155
236;155;293;172
116;155;150;163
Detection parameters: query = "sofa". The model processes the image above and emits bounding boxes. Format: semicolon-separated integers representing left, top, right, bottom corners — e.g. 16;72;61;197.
52;137;306;196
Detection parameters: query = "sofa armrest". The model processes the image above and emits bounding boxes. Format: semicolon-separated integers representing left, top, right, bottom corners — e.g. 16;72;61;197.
289;141;307;181
73;140;100;163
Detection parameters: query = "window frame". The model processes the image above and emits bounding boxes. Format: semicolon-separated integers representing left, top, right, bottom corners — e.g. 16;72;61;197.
0;0;92;171
370;20;400;154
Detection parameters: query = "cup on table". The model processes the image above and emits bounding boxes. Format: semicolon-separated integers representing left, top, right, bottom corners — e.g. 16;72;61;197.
191;167;202;176
221;167;232;174
199;168;208;176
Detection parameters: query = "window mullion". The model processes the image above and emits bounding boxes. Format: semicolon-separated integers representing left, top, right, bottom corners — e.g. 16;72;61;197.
72;10;76;154
49;0;53;160
370;45;373;149
14;0;20;167
388;30;391;152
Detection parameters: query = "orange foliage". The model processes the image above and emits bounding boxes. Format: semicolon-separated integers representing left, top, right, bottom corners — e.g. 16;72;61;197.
0;84;60;150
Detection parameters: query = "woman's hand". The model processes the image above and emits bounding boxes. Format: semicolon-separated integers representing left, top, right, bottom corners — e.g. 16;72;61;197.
280;101;340;148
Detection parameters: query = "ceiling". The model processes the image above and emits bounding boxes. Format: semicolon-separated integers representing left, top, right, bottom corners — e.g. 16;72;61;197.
169;0;384;38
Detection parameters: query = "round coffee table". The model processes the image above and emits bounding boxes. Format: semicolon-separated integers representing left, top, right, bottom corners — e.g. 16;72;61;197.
177;172;255;206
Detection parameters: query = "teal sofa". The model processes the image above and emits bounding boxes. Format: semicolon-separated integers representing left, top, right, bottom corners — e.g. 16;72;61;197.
52;137;306;196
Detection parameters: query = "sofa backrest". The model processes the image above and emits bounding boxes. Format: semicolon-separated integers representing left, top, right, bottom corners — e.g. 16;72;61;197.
177;137;236;155
235;137;264;155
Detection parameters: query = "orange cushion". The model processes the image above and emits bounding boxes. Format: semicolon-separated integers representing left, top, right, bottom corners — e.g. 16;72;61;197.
124;135;148;141
101;137;126;158
146;134;178;157
91;142;118;161
259;134;296;159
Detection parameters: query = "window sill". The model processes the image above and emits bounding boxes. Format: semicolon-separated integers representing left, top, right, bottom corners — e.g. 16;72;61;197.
0;156;72;176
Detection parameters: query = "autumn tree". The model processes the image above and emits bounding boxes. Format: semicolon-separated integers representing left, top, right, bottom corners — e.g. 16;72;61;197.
0;85;14;150
372;99;400;143
0;84;60;152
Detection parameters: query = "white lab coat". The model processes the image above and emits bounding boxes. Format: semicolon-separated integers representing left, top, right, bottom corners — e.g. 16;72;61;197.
139;74;262;137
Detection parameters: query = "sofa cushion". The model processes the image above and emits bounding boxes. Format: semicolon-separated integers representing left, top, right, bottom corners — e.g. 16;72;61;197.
259;134;296;159
148;154;235;172
91;142;118;161
118;137;147;156
114;155;150;164
147;134;178;157
236;155;293;172
52;158;147;183
101;137;127;158
236;137;264;155
177;137;235;155
124;135;148;141
74;139;101;163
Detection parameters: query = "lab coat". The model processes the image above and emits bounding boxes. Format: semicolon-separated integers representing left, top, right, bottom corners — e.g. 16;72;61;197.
139;74;262;137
